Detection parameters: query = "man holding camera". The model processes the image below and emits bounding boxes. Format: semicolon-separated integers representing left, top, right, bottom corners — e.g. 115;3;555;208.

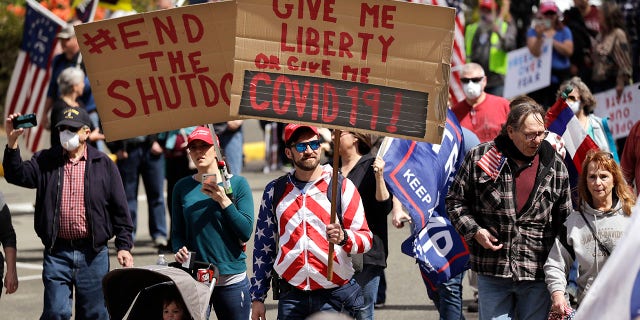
4;108;134;319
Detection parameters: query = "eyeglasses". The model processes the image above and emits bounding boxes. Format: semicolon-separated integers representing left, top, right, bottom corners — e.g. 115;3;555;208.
188;143;213;152
521;130;549;141
58;125;80;132
566;95;580;102
291;140;321;152
460;77;484;84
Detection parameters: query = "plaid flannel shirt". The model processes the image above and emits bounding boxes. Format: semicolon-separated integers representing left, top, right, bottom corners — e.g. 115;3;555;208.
446;140;572;281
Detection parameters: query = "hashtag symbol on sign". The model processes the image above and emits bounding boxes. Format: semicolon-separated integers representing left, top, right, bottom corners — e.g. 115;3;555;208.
82;29;117;54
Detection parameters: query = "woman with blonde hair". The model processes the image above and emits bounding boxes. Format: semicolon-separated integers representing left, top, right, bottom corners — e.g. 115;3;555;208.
544;150;636;316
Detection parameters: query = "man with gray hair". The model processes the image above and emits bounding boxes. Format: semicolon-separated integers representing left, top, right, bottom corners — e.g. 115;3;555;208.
447;96;572;320
451;63;511;144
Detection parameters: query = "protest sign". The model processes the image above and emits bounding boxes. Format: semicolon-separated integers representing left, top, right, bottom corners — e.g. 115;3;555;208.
503;39;552;99
231;0;455;143
76;1;236;141
593;83;640;140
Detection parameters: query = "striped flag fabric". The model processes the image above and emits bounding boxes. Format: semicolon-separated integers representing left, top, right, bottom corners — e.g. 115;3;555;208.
4;0;66;152
545;96;600;193
409;0;466;105
72;0;99;22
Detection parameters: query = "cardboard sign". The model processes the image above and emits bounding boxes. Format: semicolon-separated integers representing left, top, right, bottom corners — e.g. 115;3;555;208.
503;39;552;99
75;2;236;141
593;83;640;139
230;0;455;143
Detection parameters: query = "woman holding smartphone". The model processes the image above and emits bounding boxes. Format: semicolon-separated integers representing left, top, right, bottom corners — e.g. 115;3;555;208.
171;126;254;320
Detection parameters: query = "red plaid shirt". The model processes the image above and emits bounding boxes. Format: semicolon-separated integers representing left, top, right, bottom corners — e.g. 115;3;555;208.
58;148;88;239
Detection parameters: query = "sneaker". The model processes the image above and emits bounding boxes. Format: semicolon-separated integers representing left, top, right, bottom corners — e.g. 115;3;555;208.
374;302;385;309
153;237;168;248
467;298;478;313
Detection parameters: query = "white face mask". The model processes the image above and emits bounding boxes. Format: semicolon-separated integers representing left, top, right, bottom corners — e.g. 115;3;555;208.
59;129;81;151
463;81;482;100
568;100;581;114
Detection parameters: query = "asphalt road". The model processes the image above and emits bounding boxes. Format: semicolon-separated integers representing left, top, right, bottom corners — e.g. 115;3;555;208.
0;120;478;319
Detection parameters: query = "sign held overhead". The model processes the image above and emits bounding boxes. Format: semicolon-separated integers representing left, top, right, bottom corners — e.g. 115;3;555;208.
231;0;455;143
76;1;236;141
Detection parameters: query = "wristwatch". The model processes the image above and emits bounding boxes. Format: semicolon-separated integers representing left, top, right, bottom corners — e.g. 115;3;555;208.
337;228;348;246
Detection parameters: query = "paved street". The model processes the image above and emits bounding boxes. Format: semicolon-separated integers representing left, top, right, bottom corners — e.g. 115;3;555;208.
0;121;478;319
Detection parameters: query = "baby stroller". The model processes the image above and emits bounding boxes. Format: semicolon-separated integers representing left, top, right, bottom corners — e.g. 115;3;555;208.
103;262;219;320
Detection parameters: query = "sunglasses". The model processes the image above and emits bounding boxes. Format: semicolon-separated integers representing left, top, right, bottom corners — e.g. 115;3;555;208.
291;140;321;152
58;125;80;132
460;77;484;84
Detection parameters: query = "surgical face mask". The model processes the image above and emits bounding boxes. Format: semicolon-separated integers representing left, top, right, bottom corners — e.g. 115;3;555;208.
568;100;581;114
59;129;81;151
462;81;482;100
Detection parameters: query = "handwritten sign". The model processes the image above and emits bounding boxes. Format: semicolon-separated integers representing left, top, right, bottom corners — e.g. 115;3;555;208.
75;2;236;141
503;39;552;99
593;83;640;139
230;0;455;143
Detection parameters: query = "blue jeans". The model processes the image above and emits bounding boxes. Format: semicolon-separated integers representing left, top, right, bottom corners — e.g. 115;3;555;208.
117;145;167;240
277;278;362;320
218;129;243;176
431;271;465;320
353;264;383;320
210;277;251;320
477;275;550;320
41;245;109;320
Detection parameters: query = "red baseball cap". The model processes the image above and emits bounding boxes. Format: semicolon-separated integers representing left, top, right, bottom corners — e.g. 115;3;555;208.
479;0;497;10
187;126;216;146
284;123;319;144
539;1;558;14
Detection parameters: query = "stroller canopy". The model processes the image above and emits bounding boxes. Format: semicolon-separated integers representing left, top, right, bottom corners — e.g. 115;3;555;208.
103;265;211;320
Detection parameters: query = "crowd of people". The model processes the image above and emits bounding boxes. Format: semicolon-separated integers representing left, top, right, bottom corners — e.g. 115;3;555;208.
2;0;640;319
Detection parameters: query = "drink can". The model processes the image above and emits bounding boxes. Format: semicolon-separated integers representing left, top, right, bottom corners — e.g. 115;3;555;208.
197;268;211;283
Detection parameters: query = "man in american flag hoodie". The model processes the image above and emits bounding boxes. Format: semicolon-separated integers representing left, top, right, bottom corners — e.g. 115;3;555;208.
250;124;373;320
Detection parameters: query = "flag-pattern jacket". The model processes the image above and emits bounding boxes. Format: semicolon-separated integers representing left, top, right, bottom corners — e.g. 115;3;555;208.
250;164;372;302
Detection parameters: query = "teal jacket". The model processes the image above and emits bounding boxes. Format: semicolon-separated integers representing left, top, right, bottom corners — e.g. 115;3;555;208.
171;175;254;275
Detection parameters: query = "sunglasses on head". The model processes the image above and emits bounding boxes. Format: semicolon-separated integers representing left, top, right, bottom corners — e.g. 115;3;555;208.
460;77;484;84
291;140;321;152
58;125;80;132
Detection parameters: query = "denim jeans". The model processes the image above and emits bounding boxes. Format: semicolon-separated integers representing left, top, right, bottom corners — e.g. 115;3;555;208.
477;275;550;320
210;276;251;320
353;264;384;320
218;129;243;176
41;245;109;320
117;145;167;240
277;278;362;320
430;271;465;320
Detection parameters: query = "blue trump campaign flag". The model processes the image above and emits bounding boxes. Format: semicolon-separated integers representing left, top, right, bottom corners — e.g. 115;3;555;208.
380;109;469;291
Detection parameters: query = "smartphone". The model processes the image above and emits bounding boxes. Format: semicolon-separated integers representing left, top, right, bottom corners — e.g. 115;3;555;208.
202;173;217;186
12;113;37;129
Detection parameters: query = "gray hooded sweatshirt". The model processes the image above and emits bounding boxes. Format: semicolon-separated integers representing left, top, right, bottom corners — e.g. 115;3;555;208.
544;199;630;303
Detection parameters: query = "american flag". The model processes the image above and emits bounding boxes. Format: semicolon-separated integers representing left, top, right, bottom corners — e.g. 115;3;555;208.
4;0;65;152
409;0;466;105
